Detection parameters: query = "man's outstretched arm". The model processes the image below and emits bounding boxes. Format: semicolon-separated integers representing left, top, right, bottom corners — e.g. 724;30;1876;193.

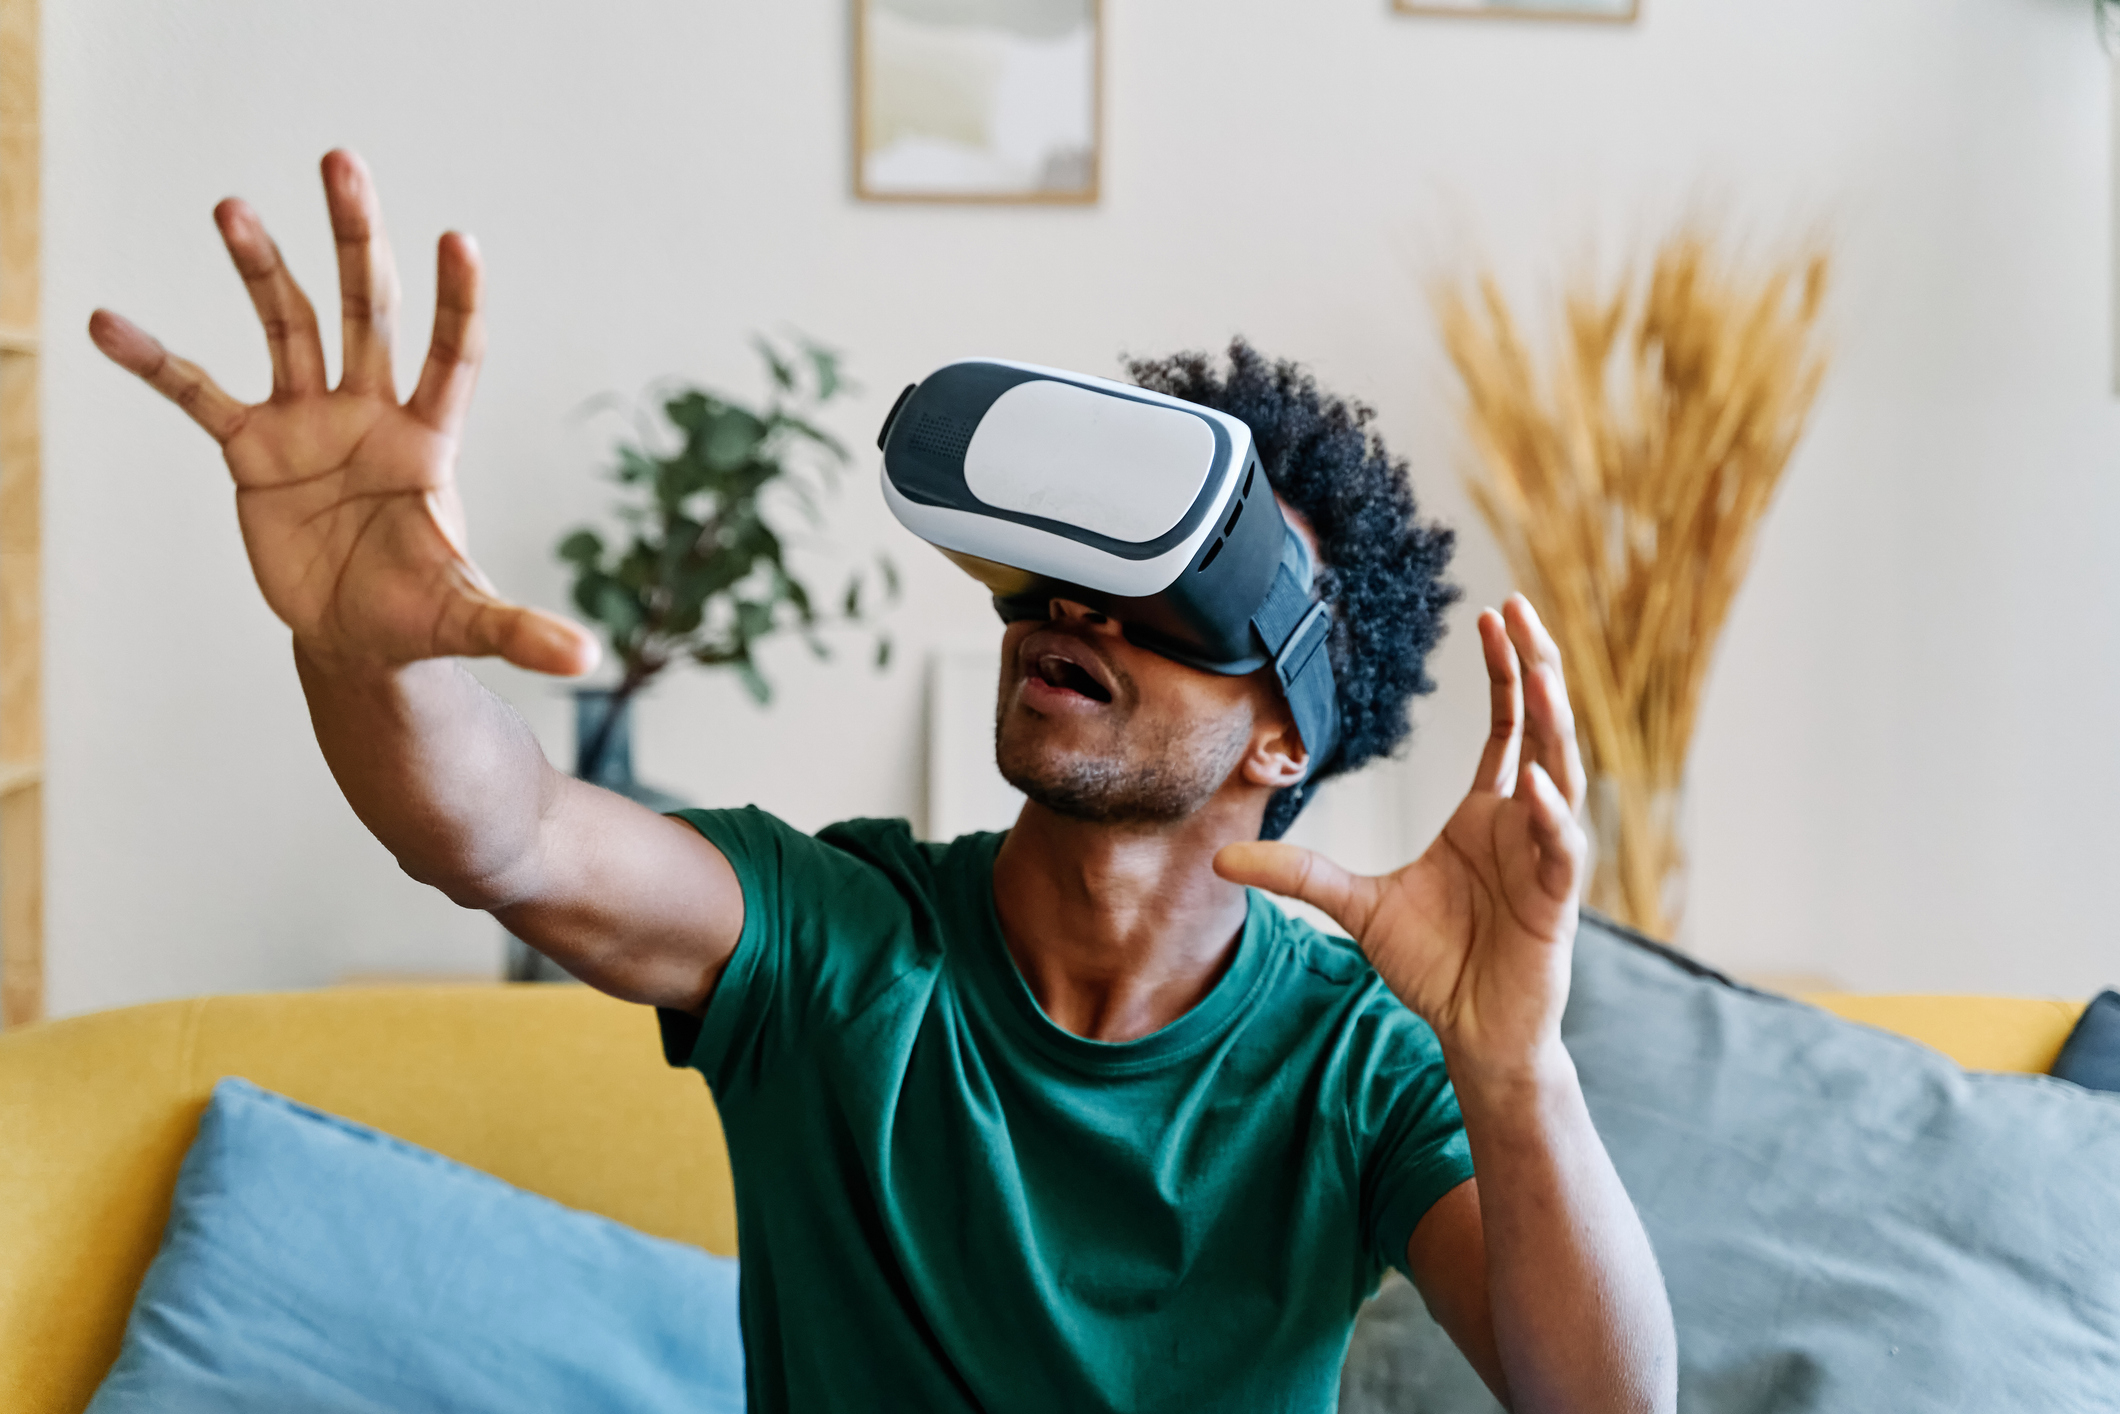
1219;596;1677;1413
297;652;740;1012
91;150;743;1012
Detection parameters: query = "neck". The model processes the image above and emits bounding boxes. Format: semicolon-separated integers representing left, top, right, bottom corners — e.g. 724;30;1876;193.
991;797;1257;1044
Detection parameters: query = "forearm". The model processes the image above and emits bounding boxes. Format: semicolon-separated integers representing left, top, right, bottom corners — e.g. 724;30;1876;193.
1453;1043;1676;1414
295;642;557;908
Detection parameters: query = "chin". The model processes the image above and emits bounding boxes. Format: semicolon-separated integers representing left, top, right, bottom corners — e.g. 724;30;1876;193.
996;716;1096;795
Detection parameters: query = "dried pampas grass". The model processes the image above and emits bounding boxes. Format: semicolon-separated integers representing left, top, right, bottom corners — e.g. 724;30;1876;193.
1436;227;1830;942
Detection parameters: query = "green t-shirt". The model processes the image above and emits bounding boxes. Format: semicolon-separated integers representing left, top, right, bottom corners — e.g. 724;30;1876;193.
658;809;1473;1413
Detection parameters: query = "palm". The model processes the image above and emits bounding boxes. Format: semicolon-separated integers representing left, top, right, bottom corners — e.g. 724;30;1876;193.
1364;785;1579;1058
226;398;482;664
89;150;596;678
1220;598;1587;1064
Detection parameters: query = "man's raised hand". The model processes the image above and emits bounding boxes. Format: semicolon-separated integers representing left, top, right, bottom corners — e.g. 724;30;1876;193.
1216;595;1589;1075
88;150;599;679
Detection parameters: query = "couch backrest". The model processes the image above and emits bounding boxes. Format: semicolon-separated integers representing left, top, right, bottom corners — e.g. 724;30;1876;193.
0;985;733;1414
1803;992;2085;1072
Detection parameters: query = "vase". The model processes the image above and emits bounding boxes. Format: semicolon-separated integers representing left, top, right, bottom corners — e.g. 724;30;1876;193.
502;689;690;982
1585;773;1688;945
568;688;690;813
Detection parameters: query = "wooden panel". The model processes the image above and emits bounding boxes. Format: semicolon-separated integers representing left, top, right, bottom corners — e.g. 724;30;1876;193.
0;0;38;1029
0;123;32;329
0;358;34;556
0;546;36;764
0;785;39;1026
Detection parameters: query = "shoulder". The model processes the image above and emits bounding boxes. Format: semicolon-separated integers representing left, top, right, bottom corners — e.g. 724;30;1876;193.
674;808;999;924
673;809;929;878
814;816;977;879
1250;892;1385;1006
1249;893;1450;1075
1265;901;1371;986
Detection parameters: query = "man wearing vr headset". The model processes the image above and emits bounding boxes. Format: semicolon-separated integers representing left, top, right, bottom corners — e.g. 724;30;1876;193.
92;153;1675;1413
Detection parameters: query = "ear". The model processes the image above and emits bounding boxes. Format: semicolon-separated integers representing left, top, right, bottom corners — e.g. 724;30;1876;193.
1240;707;1310;791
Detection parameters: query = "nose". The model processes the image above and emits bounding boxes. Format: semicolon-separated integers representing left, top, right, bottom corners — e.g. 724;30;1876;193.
1049;597;1121;635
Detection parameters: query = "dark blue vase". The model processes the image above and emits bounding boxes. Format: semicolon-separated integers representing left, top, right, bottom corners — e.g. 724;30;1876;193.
503;688;689;982
569;688;689;813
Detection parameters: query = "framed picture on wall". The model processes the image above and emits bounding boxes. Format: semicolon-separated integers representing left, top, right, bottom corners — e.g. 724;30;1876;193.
854;0;1101;203
1394;0;1638;20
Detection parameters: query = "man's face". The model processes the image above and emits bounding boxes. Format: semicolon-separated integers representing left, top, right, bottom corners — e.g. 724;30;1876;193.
993;603;1281;827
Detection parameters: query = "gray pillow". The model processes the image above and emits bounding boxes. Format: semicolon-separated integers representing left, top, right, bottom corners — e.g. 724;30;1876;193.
1341;913;2120;1413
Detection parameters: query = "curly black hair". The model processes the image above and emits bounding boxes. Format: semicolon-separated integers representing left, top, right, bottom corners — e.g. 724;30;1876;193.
1124;339;1459;841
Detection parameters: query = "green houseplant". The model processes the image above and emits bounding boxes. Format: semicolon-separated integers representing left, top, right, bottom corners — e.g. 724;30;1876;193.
510;337;893;983
555;335;895;791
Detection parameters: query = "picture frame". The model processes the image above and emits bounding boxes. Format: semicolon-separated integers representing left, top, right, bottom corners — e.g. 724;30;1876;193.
1393;0;1638;22
853;0;1102;205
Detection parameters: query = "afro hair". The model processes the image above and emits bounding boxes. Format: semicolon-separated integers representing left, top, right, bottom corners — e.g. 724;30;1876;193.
1125;339;1459;841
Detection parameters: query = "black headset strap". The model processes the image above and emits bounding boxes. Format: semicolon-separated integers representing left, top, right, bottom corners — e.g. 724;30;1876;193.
1250;561;1339;783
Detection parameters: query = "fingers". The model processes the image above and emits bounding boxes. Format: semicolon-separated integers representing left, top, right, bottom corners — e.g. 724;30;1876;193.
88;309;250;445
1471;606;1523;797
407;232;485;439
1503;594;1587;815
1504;761;1586;905
214;198;329;398
1214;841;1380;938
322;150;402;397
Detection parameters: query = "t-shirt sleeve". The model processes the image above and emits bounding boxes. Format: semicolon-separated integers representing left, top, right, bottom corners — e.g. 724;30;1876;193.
1353;1003;1477;1283
654;806;917;1100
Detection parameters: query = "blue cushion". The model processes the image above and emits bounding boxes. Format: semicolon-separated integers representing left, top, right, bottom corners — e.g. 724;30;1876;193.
89;1078;743;1414
2053;988;2120;1094
1342;914;2120;1413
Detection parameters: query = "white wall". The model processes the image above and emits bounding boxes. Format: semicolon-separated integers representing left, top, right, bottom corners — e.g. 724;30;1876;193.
40;0;2120;1016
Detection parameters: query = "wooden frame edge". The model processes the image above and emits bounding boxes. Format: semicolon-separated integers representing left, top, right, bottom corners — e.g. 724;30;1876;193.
1392;0;1639;21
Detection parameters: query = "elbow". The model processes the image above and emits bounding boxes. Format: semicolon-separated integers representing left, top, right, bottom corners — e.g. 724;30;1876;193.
397;847;540;915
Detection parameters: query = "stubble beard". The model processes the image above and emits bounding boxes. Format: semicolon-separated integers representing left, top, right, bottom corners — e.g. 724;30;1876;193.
994;696;1252;827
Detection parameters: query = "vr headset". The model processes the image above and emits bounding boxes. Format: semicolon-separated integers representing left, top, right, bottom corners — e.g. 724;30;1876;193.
877;358;1339;787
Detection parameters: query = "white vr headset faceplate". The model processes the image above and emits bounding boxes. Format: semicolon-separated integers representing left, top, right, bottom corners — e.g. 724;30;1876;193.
878;360;1253;600
964;380;1218;542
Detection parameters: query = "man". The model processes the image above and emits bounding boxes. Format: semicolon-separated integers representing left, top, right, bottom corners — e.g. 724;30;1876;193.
90;151;1677;1413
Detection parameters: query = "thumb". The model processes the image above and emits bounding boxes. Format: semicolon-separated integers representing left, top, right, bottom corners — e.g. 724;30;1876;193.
1214;841;1377;937
460;594;602;678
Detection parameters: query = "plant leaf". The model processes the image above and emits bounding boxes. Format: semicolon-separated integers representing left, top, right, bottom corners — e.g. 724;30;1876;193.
774;413;850;463
592;578;644;643
736;599;776;643
703;407;769;473
805;343;841;402
753;336;796;392
557;529;603;566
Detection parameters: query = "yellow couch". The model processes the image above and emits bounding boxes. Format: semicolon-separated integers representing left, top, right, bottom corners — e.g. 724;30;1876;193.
0;984;2087;1414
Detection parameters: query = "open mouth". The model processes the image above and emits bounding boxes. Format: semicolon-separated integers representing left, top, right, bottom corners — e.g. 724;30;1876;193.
1032;653;1113;704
